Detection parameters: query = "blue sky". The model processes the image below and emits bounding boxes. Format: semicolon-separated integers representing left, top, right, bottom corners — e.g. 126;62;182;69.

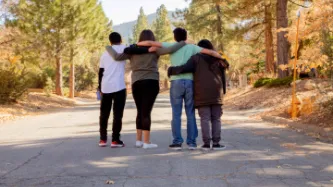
100;0;190;25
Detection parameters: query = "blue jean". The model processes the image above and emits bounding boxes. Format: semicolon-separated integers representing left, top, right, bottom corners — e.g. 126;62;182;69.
170;79;198;146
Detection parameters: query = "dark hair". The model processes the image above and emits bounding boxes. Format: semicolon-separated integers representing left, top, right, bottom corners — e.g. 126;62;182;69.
197;39;215;50
109;32;122;44
139;29;156;42
173;27;187;42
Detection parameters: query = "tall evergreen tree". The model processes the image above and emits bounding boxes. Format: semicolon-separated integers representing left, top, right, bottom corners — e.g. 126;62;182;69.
8;0;110;96
180;0;237;51
67;0;111;98
132;7;149;42
152;5;173;42
152;5;174;84
231;0;275;74
9;0;74;95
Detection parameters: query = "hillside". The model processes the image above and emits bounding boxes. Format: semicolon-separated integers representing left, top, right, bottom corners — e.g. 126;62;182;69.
113;11;180;43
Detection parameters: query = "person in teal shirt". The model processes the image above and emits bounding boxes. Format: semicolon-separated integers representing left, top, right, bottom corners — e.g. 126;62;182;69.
137;27;225;150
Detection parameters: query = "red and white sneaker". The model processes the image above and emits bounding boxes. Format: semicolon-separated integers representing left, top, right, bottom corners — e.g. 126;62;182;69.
111;140;125;148
99;140;107;147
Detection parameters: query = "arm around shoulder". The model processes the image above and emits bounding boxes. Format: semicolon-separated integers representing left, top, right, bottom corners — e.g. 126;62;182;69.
167;55;196;77
200;48;225;59
156;41;186;56
105;46;130;61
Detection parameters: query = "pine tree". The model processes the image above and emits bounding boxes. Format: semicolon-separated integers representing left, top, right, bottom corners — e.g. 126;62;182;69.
67;0;111;98
180;0;237;51
132;7;149;42
152;5;174;86
8;0;110;96
276;0;290;78
152;5;173;42
231;0;275;74
9;0;75;96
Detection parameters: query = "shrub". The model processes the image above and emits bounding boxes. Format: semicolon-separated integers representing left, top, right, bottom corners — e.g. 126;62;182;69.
253;77;294;88
254;78;273;88
27;71;47;89
75;65;97;92
44;77;55;97
267;76;294;88
0;66;31;104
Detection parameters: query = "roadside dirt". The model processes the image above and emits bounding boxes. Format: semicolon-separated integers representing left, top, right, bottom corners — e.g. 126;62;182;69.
224;79;333;141
0;93;75;123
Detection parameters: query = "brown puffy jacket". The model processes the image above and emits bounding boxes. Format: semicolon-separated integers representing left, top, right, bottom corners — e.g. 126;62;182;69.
168;53;229;108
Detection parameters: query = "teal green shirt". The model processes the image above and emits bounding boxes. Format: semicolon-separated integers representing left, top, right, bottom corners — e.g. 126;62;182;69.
162;42;202;80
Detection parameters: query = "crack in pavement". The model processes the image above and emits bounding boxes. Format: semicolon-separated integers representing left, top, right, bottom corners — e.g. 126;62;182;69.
0;138;69;180
0;149;44;179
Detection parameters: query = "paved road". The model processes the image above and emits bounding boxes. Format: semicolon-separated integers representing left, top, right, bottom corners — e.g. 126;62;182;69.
0;95;332;187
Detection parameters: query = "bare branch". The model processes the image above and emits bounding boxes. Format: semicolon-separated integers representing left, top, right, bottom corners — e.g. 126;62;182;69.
0;38;16;46
288;0;310;8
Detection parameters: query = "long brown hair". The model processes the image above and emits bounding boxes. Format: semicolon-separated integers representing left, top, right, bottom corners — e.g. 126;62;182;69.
138;29;156;42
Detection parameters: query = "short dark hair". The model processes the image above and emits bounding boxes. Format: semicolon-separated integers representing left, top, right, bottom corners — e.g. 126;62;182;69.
109;32;122;44
138;29;156;42
197;39;215;50
173;28;187;42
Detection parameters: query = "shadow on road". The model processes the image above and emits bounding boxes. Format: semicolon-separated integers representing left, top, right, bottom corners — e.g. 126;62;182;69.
1;122;333;186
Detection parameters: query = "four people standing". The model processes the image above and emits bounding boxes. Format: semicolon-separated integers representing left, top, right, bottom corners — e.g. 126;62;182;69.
98;28;228;150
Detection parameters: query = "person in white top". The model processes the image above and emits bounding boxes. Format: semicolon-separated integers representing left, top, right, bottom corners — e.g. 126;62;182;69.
98;32;127;148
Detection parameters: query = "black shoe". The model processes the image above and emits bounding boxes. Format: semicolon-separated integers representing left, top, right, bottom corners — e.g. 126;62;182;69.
212;144;226;150
201;144;211;151
111;140;125;148
169;143;182;150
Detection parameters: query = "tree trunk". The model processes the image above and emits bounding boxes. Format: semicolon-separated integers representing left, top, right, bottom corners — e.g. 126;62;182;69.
215;4;224;51
264;3;275;74
69;48;75;99
276;0;290;78
55;55;63;96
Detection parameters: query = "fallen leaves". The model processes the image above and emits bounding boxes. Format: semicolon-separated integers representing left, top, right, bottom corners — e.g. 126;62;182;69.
105;180;114;185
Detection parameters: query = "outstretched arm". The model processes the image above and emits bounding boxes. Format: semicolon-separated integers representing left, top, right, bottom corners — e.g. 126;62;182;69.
123;44;150;55
168;56;196;77
137;41;162;47
156;41;186;55
105;46;130;61
200;48;225;59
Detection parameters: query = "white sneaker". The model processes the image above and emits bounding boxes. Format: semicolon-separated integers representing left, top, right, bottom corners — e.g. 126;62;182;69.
135;141;143;148
143;143;158;149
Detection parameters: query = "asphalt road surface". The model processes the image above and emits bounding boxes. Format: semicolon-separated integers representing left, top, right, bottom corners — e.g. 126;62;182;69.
1;95;332;187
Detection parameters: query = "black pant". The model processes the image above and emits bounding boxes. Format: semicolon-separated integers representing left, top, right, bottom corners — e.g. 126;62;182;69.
132;79;159;131
99;89;126;141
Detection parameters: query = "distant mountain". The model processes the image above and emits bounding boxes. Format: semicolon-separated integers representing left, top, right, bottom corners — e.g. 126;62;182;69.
113;11;180;43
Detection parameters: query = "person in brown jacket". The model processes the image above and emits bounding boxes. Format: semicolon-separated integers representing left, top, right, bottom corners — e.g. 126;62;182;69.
168;39;229;150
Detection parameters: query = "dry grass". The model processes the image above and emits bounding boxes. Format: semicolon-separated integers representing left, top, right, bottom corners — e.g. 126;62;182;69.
0;93;75;123
224;79;333;128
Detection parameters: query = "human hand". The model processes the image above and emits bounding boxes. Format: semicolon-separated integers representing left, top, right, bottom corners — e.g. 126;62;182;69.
185;39;195;44
149;46;158;52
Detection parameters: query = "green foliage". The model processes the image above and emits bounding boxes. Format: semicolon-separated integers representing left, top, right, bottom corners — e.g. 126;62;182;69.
132;7;149;42
0;66;31;104
152;5;173;42
26;71;48;89
254;77;294;88
7;0;110;96
253;78;272;88
250;60;265;74
267;77;293;87
151;5;174;70
45;77;55;97
75;64;97;92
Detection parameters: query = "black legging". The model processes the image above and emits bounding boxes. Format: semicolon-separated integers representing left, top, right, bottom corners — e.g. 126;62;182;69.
132;79;159;131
